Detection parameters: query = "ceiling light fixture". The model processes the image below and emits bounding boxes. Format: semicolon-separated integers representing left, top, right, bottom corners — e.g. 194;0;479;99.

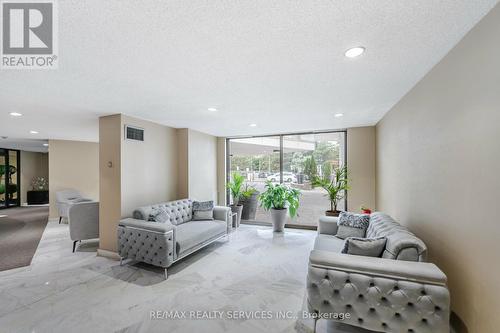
43;143;49;147
249;123;257;127
30;130;39;134
9;112;22;117
207;108;217;112
345;46;365;58
334;113;344;118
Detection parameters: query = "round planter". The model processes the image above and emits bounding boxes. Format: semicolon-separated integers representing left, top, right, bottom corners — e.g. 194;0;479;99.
230;204;243;227
240;192;259;220
325;210;340;217
270;208;287;232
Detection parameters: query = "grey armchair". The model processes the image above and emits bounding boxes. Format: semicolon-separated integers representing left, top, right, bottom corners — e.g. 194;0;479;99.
68;201;99;252
55;189;92;224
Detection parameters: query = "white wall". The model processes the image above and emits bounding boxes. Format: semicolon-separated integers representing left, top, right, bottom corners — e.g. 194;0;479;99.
48;140;99;218
188;129;218;202
376;4;500;332
20;151;49;204
347;127;376;212
120;115;178;217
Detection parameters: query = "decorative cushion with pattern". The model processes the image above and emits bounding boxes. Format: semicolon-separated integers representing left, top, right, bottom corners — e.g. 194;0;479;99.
148;207;171;223
335;212;370;239
341;236;387;257
192;200;214;221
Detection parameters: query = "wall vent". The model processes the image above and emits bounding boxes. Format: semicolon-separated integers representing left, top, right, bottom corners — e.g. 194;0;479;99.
125;125;144;141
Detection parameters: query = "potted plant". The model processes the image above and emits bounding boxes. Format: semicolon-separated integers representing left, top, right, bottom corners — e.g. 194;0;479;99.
258;181;300;232
239;184;259;220
226;172;245;226
360;205;372;214
312;165;349;217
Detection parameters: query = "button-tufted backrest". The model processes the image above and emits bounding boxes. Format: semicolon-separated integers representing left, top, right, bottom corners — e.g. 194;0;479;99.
133;199;193;225
367;213;427;262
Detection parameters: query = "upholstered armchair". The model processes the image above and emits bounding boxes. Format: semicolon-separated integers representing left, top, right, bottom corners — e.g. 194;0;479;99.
68;201;99;252
55;189;92;224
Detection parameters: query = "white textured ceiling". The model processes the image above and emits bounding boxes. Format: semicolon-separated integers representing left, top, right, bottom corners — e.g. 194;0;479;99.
0;0;498;141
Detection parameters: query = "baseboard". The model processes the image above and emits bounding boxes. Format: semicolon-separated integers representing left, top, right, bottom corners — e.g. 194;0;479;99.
97;249;121;260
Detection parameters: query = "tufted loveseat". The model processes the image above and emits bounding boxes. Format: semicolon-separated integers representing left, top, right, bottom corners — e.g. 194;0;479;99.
306;212;450;333
118;199;231;278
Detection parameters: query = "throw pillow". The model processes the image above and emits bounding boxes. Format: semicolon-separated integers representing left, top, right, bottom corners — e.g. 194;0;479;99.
192;200;214;221
148;207;171;223
341;237;387;257
336;225;366;239
336;212;370;239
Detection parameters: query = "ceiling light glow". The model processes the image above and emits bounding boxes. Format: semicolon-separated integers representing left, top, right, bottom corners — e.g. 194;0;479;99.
334;113;344;118
9;112;22;117
249;124;257;127
43;143;49;147
207;108;217;112
30;130;39;134
345;47;365;58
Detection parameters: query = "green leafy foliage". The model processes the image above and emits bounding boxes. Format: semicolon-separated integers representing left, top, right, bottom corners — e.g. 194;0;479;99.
241;184;258;199
258;181;301;218
312;165;349;213
303;156;317;180
226;172;245;205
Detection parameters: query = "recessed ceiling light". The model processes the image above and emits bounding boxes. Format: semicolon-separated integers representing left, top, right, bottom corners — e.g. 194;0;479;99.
249;123;257;127
43;143;49;147
30;130;39;134
207;108;217;112
9;112;22;117
334;113;344;118
345;47;365;58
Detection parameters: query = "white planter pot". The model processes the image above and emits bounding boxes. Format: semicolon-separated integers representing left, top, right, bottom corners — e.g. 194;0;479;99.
270;208;287;232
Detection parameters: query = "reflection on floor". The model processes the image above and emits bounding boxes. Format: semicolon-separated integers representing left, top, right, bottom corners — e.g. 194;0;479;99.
0;221;371;333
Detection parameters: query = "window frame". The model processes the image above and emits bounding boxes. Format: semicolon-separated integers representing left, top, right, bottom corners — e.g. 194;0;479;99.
226;129;348;230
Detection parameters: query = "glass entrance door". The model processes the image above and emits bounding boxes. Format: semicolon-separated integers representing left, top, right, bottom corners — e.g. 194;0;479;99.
0;149;20;209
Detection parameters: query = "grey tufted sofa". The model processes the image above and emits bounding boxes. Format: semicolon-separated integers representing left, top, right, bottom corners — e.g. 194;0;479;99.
118;199;231;278
307;212;450;333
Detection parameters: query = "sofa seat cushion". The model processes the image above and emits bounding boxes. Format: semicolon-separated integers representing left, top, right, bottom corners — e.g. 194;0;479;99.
313;234;345;253
175;220;226;257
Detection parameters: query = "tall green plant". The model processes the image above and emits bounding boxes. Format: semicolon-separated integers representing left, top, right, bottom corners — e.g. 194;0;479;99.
312;165;349;213
226;172;245;205
258;181;300;218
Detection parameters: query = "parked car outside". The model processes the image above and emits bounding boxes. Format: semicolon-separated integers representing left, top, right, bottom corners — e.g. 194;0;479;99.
266;172;297;183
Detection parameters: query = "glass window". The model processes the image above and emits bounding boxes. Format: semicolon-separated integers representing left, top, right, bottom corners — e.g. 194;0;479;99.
227;131;346;228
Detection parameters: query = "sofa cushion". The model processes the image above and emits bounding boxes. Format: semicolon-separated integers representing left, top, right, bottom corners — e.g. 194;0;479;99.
341;237;387;257
335;225;366;239
133;199;193;225
338;211;370;229
175;220;226;257
366;212;427;261
313;234;345;252
148;207;171;223
192;200;214;221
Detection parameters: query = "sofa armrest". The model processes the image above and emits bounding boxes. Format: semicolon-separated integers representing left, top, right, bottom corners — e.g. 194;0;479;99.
307;250;450;333
318;216;339;236
213;206;231;231
118;218;176;267
309;250;447;284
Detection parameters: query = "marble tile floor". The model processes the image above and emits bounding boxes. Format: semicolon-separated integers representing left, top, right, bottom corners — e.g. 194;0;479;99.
0;219;370;333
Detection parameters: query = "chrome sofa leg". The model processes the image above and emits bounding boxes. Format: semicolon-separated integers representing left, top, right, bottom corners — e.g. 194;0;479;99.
313;317;318;333
120;257;123;266
164;268;168;280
